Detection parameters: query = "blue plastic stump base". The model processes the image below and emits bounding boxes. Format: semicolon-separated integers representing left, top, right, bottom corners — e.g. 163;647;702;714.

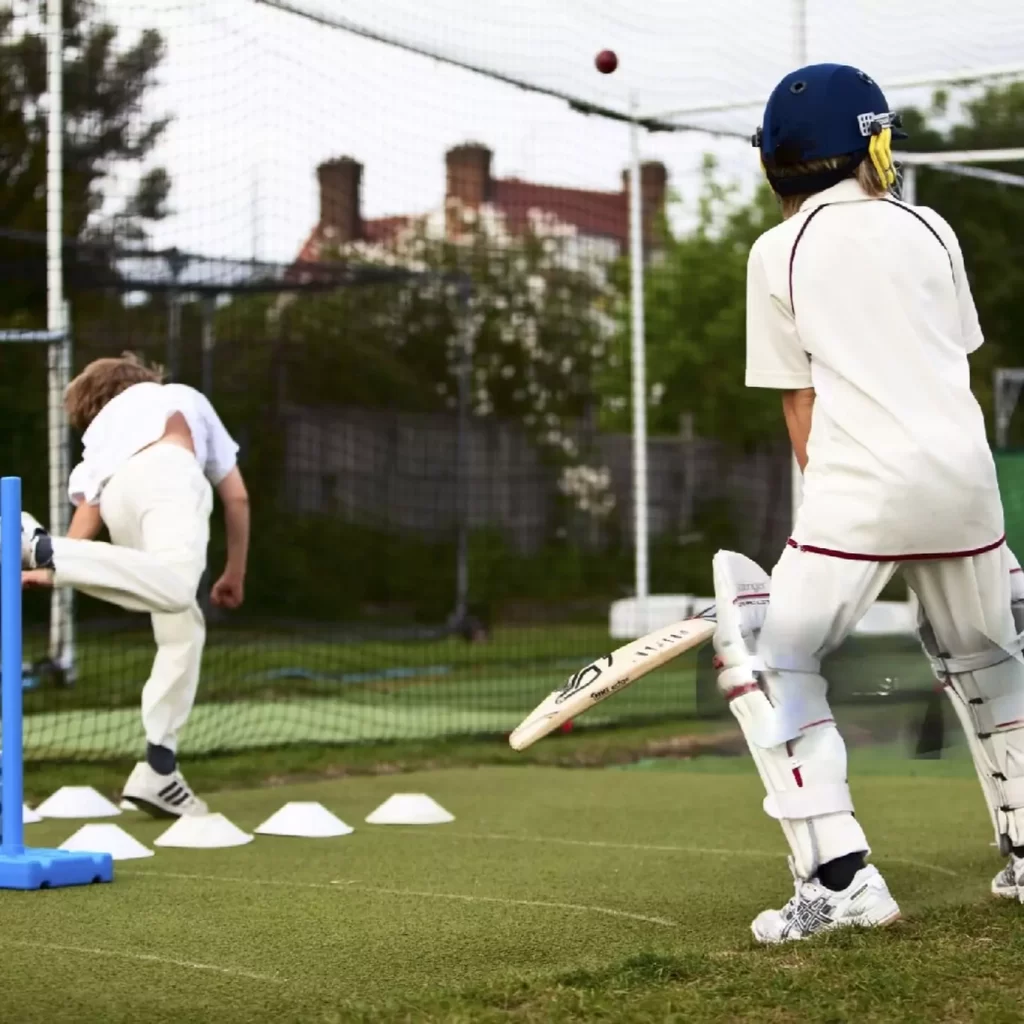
0;848;114;890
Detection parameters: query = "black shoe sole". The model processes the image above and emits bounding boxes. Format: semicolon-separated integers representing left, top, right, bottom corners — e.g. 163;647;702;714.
121;795;183;819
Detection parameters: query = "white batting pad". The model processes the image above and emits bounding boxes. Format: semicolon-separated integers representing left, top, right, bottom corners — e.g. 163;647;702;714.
712;549;865;879
60;823;154;861
36;786;122;819
22;804;43;824
255;802;354;838
365;794;454;825
154;812;253;849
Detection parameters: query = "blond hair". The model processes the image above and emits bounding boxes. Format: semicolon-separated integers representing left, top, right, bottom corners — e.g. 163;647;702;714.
64;352;166;432
770;157;888;220
772;158;889;220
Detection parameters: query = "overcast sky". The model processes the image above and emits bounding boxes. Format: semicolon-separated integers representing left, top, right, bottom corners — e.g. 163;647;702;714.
104;0;1024;263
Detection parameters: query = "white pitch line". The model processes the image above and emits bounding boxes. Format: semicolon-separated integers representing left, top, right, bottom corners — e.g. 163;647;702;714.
386;829;960;878
1;938;284;983
882;856;958;878
120;868;674;927
330;880;677;927
415;830;748;859
123;869;335;889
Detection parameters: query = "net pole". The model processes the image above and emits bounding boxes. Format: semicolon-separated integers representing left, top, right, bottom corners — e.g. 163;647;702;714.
45;0;73;678
793;0;807;69
900;164;921;624
452;280;474;628
201;295;216;398
628;96;650;630
789;0;808;535
902;164;917;204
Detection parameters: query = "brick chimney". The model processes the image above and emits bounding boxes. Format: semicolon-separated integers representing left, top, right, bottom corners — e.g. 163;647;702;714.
446;143;493;207
316;157;362;244
621;161;669;248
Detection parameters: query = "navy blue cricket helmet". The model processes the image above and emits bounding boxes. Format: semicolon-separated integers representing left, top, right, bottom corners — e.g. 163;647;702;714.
752;63;908;197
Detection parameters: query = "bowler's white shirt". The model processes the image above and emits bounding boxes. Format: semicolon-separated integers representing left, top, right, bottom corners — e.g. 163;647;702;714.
68;383;239;507
746;178;1003;558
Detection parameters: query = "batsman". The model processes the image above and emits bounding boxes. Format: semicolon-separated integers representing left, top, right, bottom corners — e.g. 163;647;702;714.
717;63;1024;942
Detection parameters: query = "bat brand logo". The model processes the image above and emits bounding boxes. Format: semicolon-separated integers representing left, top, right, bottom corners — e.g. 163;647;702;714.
590;676;631;702
556;654;612;704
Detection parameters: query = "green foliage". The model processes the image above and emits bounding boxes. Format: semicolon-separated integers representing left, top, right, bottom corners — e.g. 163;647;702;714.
890;83;1024;439
0;0;168;498
309;203;615;468
0;1;169;284
601;86;1024;448
599;156;785;445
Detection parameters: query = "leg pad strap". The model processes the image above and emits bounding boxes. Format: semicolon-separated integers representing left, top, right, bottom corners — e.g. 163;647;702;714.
764;784;855;821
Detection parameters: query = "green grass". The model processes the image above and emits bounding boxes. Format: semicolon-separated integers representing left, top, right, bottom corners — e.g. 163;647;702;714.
4;754;1017;1023
22;623;614;710
20;624;936;761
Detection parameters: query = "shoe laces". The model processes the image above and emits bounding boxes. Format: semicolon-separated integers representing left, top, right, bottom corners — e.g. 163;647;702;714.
778;857;818;920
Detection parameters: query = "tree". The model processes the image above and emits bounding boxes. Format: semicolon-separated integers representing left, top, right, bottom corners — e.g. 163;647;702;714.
598;155;785;446
303;198;619;517
899;83;1024;436
0;0;170;521
0;0;170;316
601;85;1024;447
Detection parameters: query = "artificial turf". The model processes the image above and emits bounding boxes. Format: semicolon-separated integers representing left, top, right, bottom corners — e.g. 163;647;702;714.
20;624;934;760
4;754;1020;1023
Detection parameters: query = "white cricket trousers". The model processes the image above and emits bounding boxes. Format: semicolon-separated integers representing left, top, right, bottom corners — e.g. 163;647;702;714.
52;444;213;751
760;542;1018;669
755;540;1019;865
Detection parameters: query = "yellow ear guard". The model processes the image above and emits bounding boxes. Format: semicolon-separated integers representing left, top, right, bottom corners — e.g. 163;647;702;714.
868;123;897;190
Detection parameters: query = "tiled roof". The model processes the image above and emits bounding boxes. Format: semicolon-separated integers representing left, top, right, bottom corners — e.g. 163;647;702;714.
298;178;629;260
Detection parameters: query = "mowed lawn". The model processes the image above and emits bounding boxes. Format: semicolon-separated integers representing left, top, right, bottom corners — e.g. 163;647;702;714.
20;623;936;760
4;754;1022;1023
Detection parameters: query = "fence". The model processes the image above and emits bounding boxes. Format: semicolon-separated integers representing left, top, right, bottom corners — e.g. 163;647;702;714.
3;244;1008;764
4;1;1020;766
1;258;801;761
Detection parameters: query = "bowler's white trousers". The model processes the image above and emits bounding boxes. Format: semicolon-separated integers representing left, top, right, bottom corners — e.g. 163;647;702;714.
52;444;213;751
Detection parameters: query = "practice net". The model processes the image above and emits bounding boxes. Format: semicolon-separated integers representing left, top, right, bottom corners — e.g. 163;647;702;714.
1;0;1022;762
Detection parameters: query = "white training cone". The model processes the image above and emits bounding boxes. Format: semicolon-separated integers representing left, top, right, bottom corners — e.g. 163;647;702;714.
36;786;122;819
119;799;139;811
255;801;354;838
365;793;454;825
154;812;253;849
60;823;154;861
23;804;43;825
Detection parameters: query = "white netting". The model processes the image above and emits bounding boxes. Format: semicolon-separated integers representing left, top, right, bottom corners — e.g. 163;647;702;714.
97;0;1024;260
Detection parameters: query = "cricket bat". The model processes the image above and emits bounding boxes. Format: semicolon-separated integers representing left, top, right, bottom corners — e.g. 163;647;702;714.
508;611;717;751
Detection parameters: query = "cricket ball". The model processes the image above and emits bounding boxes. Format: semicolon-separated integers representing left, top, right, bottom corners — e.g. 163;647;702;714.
595;50;618;75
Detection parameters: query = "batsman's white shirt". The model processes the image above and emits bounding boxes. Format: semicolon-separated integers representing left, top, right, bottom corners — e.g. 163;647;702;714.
68;382;239;507
746;178;1003;559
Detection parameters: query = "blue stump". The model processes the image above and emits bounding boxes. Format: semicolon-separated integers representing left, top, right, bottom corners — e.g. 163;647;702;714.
0;476;113;889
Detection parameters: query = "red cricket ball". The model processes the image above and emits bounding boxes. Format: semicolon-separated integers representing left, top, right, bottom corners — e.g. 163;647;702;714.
595;50;618;75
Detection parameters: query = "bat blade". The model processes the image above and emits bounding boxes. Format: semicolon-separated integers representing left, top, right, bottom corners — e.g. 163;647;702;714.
509;615;716;751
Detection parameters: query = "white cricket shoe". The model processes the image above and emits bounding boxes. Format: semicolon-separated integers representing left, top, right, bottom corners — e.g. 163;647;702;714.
122;762;209;818
751;858;901;944
991;855;1024;901
0;511;53;569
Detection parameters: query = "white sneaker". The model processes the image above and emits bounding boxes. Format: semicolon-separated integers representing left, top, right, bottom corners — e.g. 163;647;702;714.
991;855;1024;901
751;858;901;944
122;762;209;818
0;511;53;569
